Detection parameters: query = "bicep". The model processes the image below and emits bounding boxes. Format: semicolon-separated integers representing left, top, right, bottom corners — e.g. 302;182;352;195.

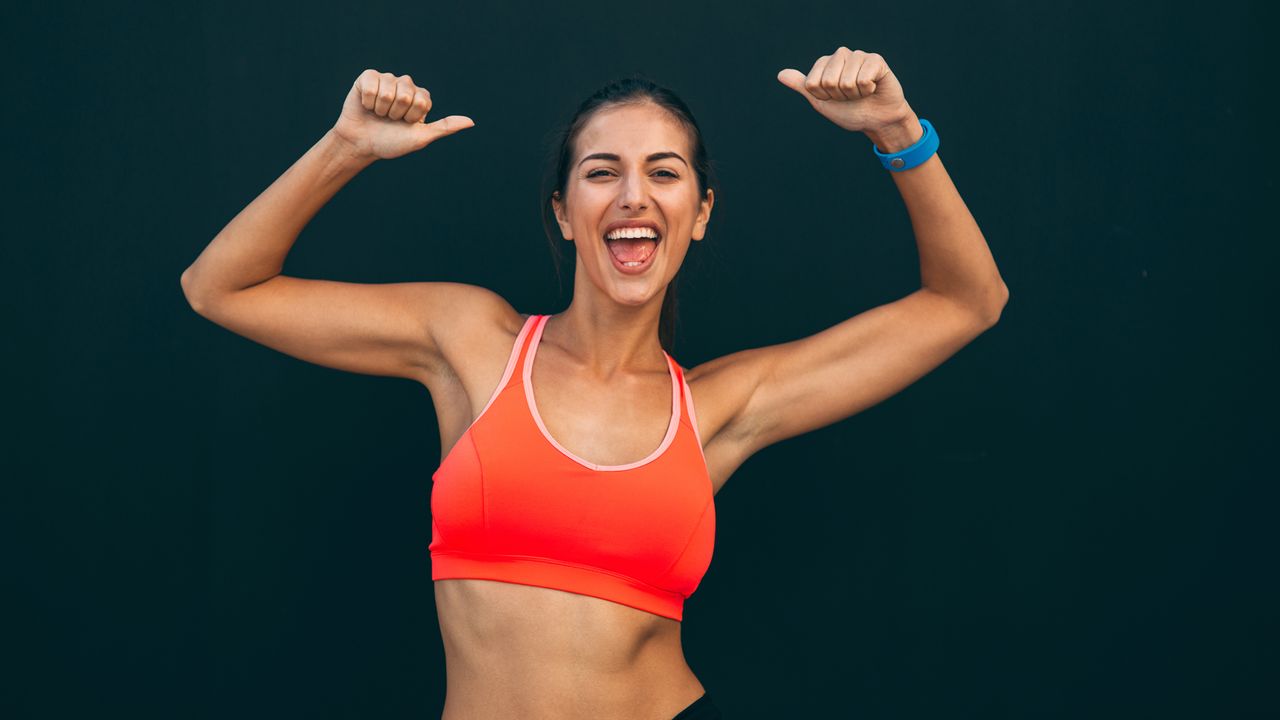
711;288;1001;458
189;276;512;382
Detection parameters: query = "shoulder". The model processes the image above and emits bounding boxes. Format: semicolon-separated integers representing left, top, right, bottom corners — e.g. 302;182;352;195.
682;345;774;450
417;283;525;384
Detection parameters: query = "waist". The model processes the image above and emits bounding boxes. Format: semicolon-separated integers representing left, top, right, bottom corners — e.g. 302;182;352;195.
435;578;703;717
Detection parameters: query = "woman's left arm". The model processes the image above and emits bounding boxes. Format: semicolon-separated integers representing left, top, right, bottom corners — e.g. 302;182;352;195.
691;48;1008;462
864;108;1008;313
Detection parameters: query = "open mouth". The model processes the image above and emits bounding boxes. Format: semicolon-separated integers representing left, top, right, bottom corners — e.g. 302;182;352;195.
603;229;662;269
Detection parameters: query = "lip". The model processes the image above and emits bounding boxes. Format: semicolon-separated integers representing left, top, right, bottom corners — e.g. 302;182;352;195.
602;219;662;275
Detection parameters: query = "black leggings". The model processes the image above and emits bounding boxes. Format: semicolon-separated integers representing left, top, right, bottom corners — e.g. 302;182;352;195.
671;691;722;719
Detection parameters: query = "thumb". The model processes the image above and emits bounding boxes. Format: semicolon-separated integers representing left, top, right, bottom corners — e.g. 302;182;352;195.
777;68;819;104
415;114;475;147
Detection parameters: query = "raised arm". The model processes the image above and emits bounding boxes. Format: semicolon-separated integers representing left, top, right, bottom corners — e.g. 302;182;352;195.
690;48;1008;474
180;69;501;384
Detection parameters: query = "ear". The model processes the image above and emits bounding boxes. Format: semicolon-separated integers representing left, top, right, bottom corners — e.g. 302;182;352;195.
691;188;715;241
551;191;574;242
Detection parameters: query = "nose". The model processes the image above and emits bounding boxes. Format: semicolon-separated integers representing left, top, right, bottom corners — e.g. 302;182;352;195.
617;172;649;211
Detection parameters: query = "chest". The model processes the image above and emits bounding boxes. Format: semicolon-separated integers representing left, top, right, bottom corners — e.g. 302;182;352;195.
527;354;678;469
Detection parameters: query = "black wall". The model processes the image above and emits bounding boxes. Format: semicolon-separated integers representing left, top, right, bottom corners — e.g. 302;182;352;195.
9;1;1274;718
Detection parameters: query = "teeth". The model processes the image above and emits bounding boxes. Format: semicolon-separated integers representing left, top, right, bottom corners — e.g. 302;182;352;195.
605;227;659;240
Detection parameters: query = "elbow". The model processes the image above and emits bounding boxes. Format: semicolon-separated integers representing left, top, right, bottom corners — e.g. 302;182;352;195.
982;282;1009;327
180;267;208;316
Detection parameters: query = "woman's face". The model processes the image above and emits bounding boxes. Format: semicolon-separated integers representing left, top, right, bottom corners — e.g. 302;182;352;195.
552;102;714;308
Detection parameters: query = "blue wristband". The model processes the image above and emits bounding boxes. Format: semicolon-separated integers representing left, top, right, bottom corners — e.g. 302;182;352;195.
872;118;938;171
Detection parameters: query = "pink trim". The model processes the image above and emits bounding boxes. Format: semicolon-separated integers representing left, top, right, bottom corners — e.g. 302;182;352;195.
522;314;681;472
680;373;708;468
472;314;538;427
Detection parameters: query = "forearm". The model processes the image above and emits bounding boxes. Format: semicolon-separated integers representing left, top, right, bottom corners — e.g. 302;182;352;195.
867;109;1008;317
181;130;375;301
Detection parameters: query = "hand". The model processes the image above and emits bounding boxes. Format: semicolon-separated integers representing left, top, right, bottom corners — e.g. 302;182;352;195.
330;69;475;162
777;48;911;137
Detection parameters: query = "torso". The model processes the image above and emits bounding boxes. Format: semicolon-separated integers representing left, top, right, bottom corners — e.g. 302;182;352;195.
422;312;742;720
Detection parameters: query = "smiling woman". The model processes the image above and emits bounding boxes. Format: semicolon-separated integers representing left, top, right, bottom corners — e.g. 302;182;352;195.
426;74;728;719
182;48;1005;720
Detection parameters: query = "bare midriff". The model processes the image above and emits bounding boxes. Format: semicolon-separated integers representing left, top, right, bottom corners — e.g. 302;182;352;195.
434;578;706;720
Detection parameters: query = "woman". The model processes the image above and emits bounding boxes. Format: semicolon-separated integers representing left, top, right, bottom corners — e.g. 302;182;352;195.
182;47;1007;720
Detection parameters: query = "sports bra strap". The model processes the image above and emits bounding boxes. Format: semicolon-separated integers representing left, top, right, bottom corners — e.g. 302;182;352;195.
469;314;541;426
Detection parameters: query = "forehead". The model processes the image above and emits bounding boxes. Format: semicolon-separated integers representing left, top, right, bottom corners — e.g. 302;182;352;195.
574;103;690;162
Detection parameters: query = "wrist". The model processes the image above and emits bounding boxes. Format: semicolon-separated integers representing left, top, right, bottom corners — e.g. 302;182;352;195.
321;129;378;171
865;107;923;153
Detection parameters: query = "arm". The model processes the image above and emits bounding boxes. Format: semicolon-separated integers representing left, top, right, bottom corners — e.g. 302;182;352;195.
181;70;493;383
867;112;1009;314
180;129;373;308
692;49;1007;462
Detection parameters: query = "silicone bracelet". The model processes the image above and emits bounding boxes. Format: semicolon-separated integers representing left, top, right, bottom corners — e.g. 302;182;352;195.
872;118;938;171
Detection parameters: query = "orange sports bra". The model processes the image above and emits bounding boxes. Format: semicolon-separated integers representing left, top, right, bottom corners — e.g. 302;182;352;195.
429;313;715;621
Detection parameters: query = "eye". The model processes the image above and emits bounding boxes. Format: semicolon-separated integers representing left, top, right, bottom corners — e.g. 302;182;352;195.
585;169;680;179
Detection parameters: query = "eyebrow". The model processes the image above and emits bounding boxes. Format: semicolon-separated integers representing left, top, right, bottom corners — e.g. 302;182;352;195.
578;151;689;168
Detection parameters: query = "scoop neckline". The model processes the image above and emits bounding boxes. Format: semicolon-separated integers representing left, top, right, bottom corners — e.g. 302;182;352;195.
522;314;681;472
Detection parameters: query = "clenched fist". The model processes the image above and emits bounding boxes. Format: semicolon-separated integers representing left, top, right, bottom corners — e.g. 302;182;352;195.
330;69;474;162
777;48;911;136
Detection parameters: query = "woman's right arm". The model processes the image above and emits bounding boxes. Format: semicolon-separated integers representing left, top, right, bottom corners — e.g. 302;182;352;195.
180;70;496;385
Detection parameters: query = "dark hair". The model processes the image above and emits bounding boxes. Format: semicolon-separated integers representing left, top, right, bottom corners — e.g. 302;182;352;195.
539;72;719;355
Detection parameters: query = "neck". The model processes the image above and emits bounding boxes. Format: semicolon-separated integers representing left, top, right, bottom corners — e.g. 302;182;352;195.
548;292;668;380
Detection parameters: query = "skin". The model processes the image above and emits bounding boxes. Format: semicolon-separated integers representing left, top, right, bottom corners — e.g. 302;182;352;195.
180;50;1008;719
547;100;713;382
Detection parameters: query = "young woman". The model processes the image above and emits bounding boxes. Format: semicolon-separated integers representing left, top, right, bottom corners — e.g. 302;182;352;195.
182;47;1007;720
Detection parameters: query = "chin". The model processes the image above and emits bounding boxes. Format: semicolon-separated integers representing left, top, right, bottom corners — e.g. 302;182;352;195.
609;289;658;307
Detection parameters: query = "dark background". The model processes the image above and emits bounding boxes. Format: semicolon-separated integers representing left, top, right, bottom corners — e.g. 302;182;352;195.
8;1;1275;718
